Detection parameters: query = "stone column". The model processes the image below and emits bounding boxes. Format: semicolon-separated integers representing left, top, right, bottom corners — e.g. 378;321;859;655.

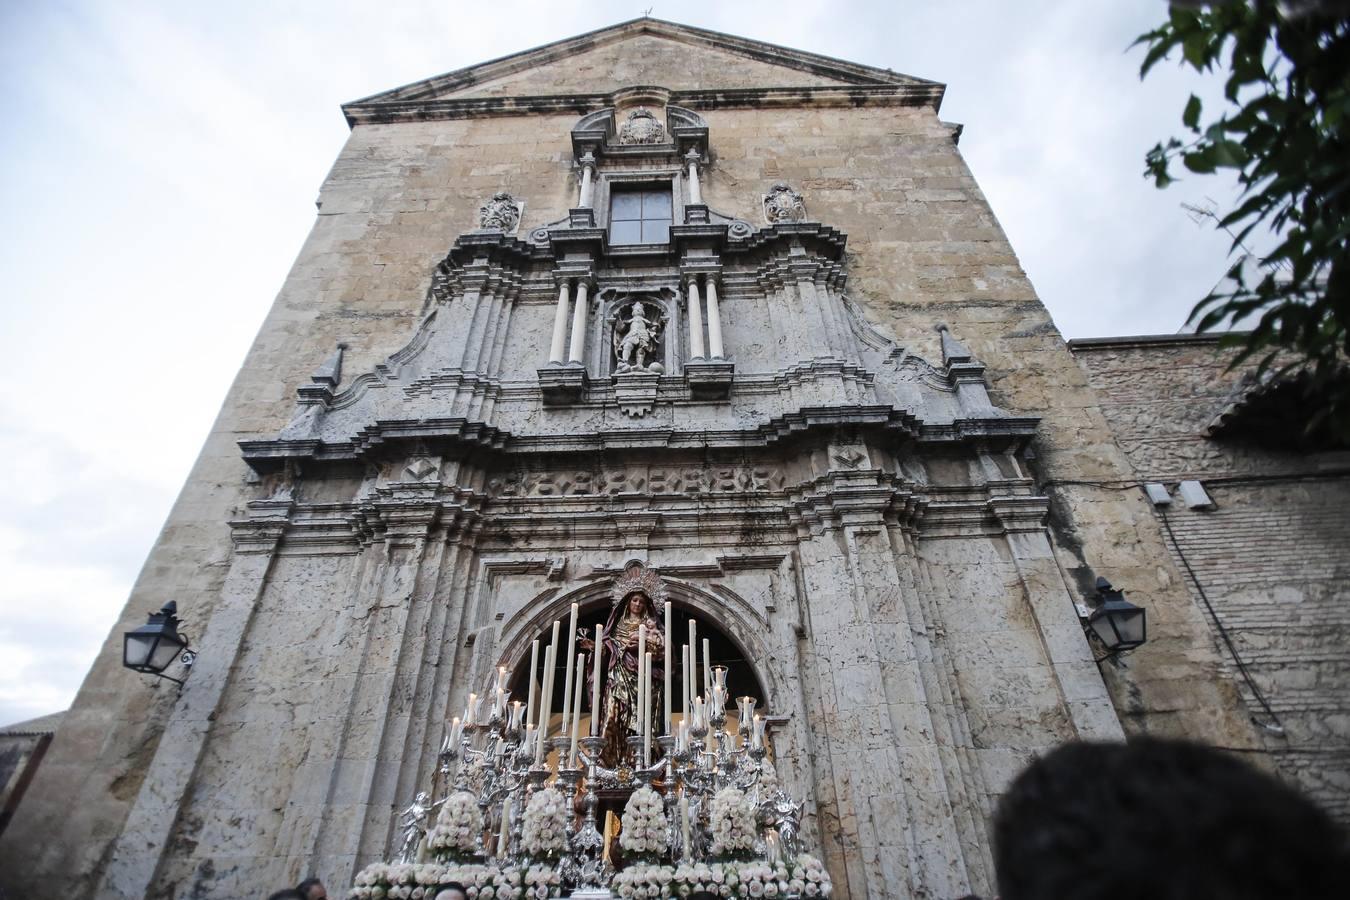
705;276;723;358
568;280;589;365
549;280;570;364
95;499;290;899
578;154;596;208
685;150;702;206
686;275;705;360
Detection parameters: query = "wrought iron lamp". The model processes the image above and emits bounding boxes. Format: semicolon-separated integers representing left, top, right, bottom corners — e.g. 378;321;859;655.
123;601;194;685
1085;577;1147;658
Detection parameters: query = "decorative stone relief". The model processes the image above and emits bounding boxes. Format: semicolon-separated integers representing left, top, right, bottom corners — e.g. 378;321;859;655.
618;107;666;145
478;191;522;232
612;301;666;374
763;182;806;224
486;466;787;498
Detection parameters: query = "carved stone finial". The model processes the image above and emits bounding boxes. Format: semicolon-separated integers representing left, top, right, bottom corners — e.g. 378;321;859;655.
310;341;347;389
936;323;975;365
618;107;666;145
763;182;806;224
478;191;522;232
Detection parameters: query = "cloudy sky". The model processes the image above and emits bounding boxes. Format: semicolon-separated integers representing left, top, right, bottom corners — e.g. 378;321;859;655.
0;0;1250;726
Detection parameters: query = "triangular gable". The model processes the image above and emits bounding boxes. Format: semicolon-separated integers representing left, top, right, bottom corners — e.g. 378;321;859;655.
349;17;939;106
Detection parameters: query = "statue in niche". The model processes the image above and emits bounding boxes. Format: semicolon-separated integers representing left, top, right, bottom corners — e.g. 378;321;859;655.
612;301;665;374
478;191;522;232
618;106;665;145
580;566;665;767
763;182;806;224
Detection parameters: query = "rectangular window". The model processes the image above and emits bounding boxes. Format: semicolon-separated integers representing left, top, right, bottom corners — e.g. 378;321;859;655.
609;187;672;245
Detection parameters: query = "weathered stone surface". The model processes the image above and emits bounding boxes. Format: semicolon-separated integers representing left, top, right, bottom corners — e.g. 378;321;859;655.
0;19;1284;900
1074;334;1350;823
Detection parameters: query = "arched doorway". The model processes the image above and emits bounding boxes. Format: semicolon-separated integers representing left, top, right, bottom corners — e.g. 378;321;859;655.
505;596;768;758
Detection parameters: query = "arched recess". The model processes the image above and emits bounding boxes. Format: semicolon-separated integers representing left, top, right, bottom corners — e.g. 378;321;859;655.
495;576;780;745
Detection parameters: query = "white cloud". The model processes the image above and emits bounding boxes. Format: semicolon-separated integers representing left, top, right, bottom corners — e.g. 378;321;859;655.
0;0;1267;724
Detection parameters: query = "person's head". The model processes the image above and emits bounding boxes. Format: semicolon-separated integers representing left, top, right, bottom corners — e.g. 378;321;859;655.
296;878;326;900
625;591;649;618
267;891;303;900
438;881;468;900
993;738;1349;900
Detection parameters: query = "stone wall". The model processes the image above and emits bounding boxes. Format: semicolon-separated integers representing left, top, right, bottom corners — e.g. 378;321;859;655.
0;22;1275;900
1072;334;1350;822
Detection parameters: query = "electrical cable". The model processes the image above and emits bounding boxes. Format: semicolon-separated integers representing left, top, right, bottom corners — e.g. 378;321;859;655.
1039;473;1288;735
1155;504;1286;735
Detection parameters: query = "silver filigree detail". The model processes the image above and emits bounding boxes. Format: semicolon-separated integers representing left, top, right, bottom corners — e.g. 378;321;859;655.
762;182;806;224
478;191;522;232
618;107;666;145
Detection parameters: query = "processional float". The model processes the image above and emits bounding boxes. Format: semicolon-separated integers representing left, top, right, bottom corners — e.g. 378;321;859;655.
348;566;831;900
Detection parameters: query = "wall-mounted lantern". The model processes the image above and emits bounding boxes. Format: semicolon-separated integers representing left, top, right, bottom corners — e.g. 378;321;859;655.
1084;577;1147;659
123;601;195;686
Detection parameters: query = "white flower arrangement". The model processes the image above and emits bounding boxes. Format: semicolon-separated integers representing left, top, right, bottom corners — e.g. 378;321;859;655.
347;861;564;900
522;863;564;899
790;854;832;898
619;785;669;859
612;862;676;898
520;787;568;858
709;787;757;859
425;791;484;861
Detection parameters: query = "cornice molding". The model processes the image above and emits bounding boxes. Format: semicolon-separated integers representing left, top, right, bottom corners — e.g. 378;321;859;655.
343;84;944;127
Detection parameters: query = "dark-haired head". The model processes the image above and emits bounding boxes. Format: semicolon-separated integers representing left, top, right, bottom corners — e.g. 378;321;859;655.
993;738;1349;900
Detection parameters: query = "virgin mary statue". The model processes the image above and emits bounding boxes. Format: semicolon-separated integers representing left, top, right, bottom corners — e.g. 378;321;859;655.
583;586;664;767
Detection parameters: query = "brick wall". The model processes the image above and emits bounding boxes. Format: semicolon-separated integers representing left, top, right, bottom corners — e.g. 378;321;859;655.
1073;334;1350;821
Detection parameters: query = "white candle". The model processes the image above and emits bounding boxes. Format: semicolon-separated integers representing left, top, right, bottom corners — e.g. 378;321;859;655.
526;639;539;727
465;693;479;726
636;645;646;748
536;643;555;765
498;796;511;858
681;644;690;722
664;602;672;734
643;650;652;766
449;715;463;749
569;656;584;767
637;625;646;751
752;714;765;750
680;794;691;859
702;638;711;697
591;624;602;736
561;602;579;737
688;620;697;704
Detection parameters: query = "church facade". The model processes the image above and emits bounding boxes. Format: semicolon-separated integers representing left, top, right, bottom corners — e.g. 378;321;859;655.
0;19;1294;900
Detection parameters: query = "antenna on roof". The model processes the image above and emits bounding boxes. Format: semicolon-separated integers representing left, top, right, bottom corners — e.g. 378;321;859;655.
643;6;653;15
1181;195;1272;264
1180;197;1219;226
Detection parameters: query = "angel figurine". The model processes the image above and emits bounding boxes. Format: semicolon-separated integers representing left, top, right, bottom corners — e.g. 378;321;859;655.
396;791;432;863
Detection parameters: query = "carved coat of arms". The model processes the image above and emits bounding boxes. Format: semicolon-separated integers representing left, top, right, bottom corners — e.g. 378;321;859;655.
477;191;522;232
618;107;666;145
763;182;806;224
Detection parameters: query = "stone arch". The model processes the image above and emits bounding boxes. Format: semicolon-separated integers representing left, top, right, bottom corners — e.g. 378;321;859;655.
494;574;778;717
